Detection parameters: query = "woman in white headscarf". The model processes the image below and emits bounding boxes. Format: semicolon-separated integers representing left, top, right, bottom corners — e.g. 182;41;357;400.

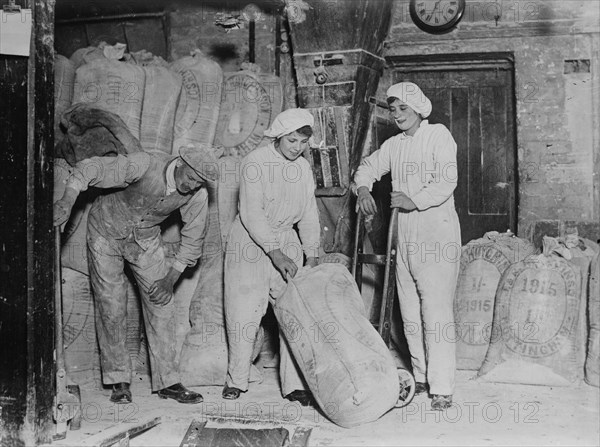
222;108;320;405
353;82;461;411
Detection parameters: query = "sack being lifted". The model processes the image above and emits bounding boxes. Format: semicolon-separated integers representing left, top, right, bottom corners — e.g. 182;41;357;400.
477;236;586;386
273;263;400;428
454;231;536;370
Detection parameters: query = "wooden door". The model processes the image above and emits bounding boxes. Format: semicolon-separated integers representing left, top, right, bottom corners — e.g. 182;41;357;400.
386;56;518;243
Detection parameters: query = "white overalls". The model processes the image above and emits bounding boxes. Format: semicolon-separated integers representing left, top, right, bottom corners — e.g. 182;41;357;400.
354;120;461;395
224;143;320;396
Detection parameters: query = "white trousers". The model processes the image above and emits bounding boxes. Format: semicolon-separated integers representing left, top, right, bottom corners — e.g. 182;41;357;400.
224;218;306;396
395;207;461;396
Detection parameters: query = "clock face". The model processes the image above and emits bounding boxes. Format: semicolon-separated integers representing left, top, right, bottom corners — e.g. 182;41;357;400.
410;0;466;33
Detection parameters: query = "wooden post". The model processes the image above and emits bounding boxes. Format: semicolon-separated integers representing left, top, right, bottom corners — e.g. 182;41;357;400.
0;0;56;443
249;18;255;63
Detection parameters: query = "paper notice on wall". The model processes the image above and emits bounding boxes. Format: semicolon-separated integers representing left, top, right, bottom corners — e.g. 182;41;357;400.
0;9;32;56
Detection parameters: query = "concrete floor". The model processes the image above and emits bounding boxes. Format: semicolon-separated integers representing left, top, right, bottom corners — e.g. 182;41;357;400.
49;356;600;447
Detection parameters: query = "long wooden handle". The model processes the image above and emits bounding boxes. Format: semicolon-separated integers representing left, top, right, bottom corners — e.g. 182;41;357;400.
379;208;399;342
54;226;65;371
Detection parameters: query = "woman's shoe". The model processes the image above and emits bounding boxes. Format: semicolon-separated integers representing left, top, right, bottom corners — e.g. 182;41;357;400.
222;384;244;400
284;390;314;407
431;394;452;410
414;382;429;396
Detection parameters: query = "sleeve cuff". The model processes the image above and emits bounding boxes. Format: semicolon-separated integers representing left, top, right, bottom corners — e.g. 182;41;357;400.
66;178;85;194
303;248;320;259
353;182;373;195
172;260;187;273
260;239;281;254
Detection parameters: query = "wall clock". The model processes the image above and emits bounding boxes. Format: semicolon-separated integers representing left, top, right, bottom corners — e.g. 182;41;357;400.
409;0;466;34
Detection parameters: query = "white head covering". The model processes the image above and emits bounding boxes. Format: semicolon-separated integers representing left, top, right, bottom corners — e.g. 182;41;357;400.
264;108;314;139
386;82;432;118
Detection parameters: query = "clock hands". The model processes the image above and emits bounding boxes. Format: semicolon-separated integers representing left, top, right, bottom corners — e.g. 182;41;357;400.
424;0;442;23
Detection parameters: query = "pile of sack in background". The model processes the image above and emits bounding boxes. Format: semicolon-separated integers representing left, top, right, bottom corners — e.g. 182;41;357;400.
453;230;599;388
53;42;283;388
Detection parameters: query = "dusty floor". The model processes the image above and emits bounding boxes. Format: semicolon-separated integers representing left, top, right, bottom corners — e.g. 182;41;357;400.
48;354;600;447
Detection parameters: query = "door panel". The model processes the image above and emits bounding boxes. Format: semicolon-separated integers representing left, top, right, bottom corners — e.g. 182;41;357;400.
390;65;517;243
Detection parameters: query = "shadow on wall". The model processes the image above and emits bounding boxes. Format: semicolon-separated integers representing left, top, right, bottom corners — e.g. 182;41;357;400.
208;42;242;73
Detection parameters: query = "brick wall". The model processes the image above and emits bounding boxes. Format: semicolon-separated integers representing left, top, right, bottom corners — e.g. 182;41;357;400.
379;0;600;238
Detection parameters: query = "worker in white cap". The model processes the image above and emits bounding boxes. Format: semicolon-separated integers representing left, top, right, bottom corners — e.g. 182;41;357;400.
353;82;461;410
54;144;223;405
223;108;320;406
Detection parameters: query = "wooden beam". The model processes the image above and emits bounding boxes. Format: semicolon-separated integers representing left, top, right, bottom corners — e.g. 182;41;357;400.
80;416;161;447
28;0;57;443
55;11;166;25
